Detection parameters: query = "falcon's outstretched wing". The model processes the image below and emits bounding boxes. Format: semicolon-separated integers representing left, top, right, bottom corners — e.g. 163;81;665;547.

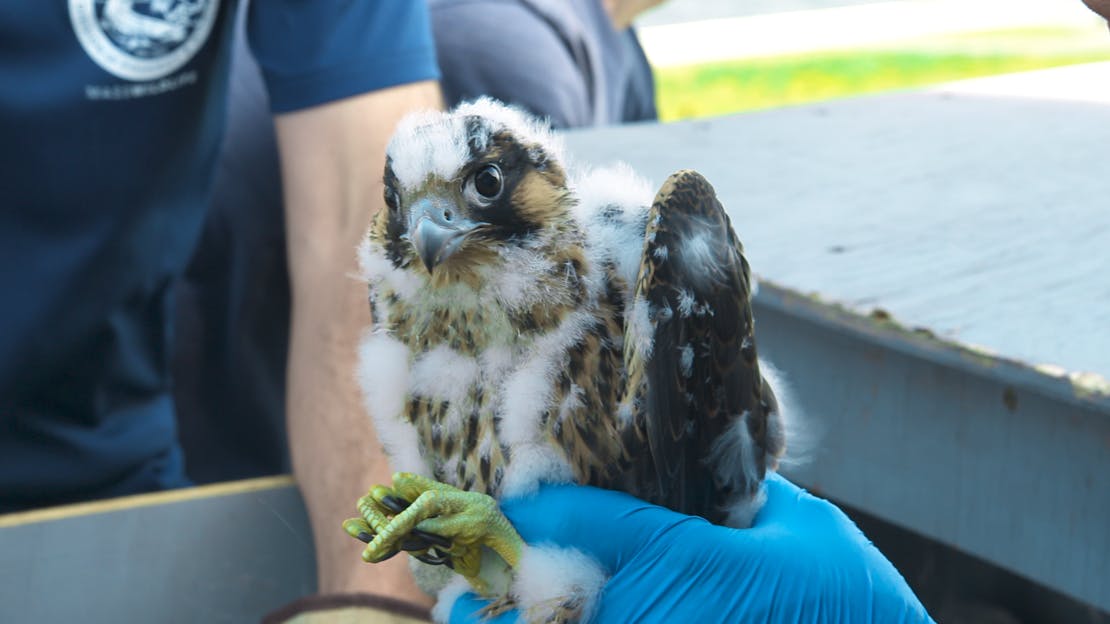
623;170;780;525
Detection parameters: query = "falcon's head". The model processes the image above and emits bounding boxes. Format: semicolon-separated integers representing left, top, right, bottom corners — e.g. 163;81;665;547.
378;98;574;288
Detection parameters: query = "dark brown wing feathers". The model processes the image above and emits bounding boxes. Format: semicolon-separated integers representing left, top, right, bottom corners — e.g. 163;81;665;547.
625;170;776;523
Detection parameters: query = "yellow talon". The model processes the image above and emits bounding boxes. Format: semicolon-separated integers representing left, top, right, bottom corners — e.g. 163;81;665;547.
344;473;524;595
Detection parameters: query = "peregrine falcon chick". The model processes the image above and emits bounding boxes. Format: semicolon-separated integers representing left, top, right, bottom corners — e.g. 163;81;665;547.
346;98;787;623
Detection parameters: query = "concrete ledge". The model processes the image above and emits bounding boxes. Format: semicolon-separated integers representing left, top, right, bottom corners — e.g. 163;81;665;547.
0;476;315;623
757;281;1109;611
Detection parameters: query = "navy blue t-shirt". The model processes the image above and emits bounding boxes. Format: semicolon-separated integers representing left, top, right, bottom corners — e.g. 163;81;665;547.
0;1;438;511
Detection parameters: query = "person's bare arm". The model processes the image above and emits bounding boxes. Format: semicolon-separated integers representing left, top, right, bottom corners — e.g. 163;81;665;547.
274;81;441;602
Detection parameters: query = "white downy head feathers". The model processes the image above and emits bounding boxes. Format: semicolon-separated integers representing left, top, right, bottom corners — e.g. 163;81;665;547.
387;97;565;193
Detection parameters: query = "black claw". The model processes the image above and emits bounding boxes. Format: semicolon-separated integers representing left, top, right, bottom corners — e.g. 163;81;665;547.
393;528;450;553
413;552;446;565
369;548;402;563
381;495;411;514
400;536;429;551
413;548;454;568
356;531;375;544
412;528;452;549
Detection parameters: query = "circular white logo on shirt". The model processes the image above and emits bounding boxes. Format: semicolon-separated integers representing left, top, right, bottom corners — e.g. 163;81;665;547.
69;0;219;82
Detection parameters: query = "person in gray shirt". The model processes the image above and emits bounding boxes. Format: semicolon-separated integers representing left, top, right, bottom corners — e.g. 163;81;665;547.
431;0;662;127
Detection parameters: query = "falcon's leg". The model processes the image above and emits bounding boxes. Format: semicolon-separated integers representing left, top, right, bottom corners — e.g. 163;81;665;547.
478;595;518;619
348;472;523;596
524;597;585;624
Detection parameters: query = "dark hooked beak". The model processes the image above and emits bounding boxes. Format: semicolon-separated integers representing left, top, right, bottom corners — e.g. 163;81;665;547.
409;195;478;273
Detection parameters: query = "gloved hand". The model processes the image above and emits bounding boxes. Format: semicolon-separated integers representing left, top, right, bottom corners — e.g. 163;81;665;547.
450;473;933;623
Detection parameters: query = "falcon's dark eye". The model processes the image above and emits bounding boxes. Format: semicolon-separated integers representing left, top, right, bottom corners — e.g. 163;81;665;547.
384;187;400;209
470;164;502;201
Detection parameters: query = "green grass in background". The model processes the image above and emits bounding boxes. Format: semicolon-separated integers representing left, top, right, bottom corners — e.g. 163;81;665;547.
655;27;1110;121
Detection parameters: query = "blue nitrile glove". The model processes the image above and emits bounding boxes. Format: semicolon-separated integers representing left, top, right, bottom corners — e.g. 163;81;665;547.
450;473;933;623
